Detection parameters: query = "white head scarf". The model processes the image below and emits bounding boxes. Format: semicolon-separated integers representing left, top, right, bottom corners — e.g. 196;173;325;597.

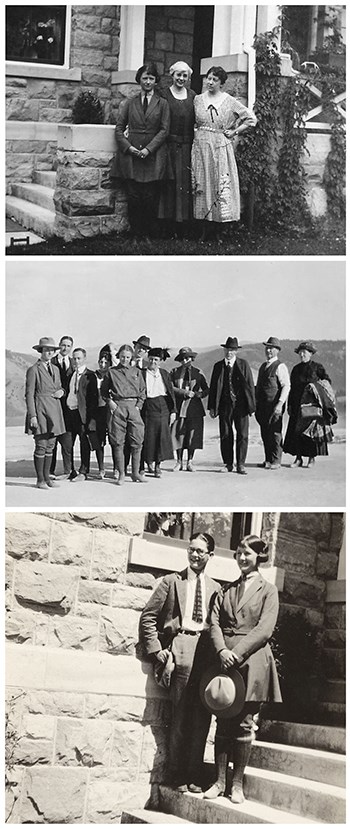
169;61;193;77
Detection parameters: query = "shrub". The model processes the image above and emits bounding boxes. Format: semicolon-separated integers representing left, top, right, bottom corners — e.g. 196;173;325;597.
72;89;104;124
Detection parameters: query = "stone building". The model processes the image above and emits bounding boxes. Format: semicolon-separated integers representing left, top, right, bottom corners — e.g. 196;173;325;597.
6;5;346;240
5;511;345;823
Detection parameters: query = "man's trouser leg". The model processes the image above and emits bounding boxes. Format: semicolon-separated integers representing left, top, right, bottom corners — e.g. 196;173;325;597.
218;404;234;467
233;409;249;468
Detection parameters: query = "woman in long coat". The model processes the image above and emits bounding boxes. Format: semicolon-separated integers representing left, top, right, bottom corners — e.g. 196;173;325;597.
283;341;337;467
203;535;281;804
191;66;256;237
141;348;176;478
25;337;65;489
158;61;196;233
170;346;209;471
113;62;170;239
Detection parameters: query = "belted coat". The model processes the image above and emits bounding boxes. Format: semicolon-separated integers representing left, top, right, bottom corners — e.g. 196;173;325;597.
25;361;65;436
113;93;170;182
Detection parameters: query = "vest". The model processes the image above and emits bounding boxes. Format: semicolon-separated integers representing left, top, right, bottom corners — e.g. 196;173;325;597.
257;360;281;406
221;362;242;406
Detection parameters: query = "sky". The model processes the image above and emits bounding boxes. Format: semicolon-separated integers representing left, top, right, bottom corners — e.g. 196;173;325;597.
6;259;345;353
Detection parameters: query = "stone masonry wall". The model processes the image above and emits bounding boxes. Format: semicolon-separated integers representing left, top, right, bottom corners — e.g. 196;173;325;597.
5;511;172;824
144;6;195;79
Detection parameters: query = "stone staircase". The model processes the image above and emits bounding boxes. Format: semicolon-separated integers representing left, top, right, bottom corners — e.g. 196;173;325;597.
6;170;56;239
122;721;346;825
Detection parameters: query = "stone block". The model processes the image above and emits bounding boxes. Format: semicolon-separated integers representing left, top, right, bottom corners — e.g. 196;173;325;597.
168;18;195;33
6;77;27;87
73;14;101;31
27;80;56;99
274;530;317;575
55;718;112;766
74;31;112;50
91;529;129;581
54;213;102;241
48;616;99;651
282;573;326;609
103;56;119;72
58;89;80;109
100;607;139;654
324;628;345;648
78;580;112;605
81;67;110;87
140;724;168;779
329;515;345;552
5;766;24;824
6;99;39;121
277;513;331;540
316;550;339;579
72;47;105;67
76;602;101;619
110;721;143;773
56;167;99;191
174;34;194;54
15;714;55;765
5;555;14;589
6;513;51;561
85;693;145;721
155;32;174;51
6;608;46;646
100;211;129;235
323;647;345;679
50;520;93;574
121;571;156;590
39;107;72;123
54;188;115;216
14;561;79;613
111;584;150;611
101;17;120;35
23;690;84;718
86;774;150;823
325;603;345;630
20;767;88;823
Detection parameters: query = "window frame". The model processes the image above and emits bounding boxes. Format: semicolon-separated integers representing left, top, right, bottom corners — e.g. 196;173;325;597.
6;4;72;70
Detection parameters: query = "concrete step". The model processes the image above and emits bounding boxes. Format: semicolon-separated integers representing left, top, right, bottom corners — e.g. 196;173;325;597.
11;182;55;212
33;170;56;188
6;195;55;239
244;766;345;823
158;786;319;824
122;808;193;824
259;719;346;754
251;740;346;788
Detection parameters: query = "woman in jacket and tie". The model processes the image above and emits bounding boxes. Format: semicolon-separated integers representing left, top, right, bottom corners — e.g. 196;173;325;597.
170;346;209;471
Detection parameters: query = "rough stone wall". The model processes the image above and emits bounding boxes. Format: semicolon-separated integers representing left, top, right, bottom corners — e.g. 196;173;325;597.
144;5;195;80
6;511;172;824
5;136;57;193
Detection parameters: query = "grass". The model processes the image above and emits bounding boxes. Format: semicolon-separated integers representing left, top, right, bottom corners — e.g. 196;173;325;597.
6;218;345;257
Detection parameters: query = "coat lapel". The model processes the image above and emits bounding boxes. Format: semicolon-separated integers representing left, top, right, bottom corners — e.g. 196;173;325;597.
236;573;264;612
146;93;158;119
38;360;55;389
175;569;188;624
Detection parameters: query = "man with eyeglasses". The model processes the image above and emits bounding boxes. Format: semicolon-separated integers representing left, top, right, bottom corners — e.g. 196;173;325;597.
139;532;219;793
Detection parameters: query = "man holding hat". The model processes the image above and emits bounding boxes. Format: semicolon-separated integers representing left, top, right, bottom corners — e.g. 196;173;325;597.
208;337;255;474
139;533;220;792
25;337;66;489
255;337;290;470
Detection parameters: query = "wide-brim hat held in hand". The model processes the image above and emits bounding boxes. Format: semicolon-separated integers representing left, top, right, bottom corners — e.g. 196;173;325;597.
200;664;245;718
220;337;241;350
32;337;59;352
153;651;175;689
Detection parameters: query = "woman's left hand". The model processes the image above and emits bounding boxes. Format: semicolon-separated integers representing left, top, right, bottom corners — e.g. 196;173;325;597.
219;648;237;670
139;148;150;159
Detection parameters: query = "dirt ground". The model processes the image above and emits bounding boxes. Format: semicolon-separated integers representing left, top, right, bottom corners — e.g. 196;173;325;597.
6;422;345;509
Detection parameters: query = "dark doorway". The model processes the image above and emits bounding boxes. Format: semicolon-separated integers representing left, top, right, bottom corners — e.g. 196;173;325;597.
192;5;214;93
281;6;313;64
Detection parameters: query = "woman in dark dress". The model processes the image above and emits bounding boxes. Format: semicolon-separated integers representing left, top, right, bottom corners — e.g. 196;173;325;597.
283;341;337;468
203;535;281;803
113;62;170;239
159;61;196;235
170;346;209;472
141;348;176;478
93;348;112;479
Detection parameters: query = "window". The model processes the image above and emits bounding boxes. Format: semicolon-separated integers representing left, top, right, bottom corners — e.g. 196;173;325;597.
6;5;67;66
144;512;252;552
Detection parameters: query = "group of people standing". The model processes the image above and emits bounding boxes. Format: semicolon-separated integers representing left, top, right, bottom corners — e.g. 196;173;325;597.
113;61;256;240
24;332;337;490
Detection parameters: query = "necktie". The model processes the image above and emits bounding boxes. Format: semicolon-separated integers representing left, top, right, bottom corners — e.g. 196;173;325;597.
228;364;236;404
183;367;190;388
192;575;203;624
74;370;79;394
47;363;53;379
143;94;148;114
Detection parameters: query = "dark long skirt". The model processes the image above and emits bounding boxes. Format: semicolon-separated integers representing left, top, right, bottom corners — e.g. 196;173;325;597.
158;140;193;223
284;415;329;458
142;397;173;463
172;414;204;452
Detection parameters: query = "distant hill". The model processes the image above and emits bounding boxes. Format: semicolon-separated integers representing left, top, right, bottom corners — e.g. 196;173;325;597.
6;341;345;426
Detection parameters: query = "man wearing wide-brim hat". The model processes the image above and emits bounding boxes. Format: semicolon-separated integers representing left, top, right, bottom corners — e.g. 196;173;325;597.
208;337;255;474
255;337;290;470
132;335;151;369
25;337;66;489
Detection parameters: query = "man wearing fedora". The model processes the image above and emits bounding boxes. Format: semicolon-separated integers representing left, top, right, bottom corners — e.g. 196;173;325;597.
139;533;220;792
255;337;290;470
208;337;255;474
66;348;98;482
132;335;151;368
25;337;66;489
50;335;75;480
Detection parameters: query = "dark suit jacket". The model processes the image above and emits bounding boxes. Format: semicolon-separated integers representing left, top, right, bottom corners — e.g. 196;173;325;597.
139;568;220;655
113;92;170;182
210;573;281;702
68;368;98;429
51;354;74;392
141;367;176;414
171;365;209;419
208;358;256;416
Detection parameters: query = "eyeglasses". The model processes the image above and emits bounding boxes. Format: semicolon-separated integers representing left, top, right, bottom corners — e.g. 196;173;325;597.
187;546;209;558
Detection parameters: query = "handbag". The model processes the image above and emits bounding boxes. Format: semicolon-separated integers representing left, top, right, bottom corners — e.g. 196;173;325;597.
300;403;322;419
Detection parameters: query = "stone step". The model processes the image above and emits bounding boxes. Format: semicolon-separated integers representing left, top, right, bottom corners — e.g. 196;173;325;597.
259;719;345;754
33;170;56;188
122;808;193;824
6;195;55;239
244;766;345;823
11;182;55;212
250;740;346;788
158;786;319;824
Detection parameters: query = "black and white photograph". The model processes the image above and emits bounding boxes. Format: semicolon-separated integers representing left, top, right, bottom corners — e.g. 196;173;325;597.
5;511;345;823
5;4;345;257
6;260;345;508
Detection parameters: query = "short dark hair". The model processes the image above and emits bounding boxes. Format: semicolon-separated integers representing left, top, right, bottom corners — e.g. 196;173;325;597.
60;336;73;345
190;532;215;554
73;348;86;358
206;65;228;85
135;62;160;84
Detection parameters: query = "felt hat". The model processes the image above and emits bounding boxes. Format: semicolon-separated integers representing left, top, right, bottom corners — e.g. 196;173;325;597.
200;665;245;718
263;336;281;350
220;337;241;350
174;346;198;362
98;347;112;362
234;534;269;563
294;340;316;355
148;347;170;360
32;337;59;353
133;336;151;351
153;651;175;689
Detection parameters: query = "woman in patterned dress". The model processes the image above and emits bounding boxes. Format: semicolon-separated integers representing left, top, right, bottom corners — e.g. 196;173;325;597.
191;66;256;238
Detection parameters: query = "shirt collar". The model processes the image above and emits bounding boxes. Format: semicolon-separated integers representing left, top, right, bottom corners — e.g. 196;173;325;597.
266;355;278;365
241;570;260;583
225;357;236;367
187;566;204;581
75;365;86;375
